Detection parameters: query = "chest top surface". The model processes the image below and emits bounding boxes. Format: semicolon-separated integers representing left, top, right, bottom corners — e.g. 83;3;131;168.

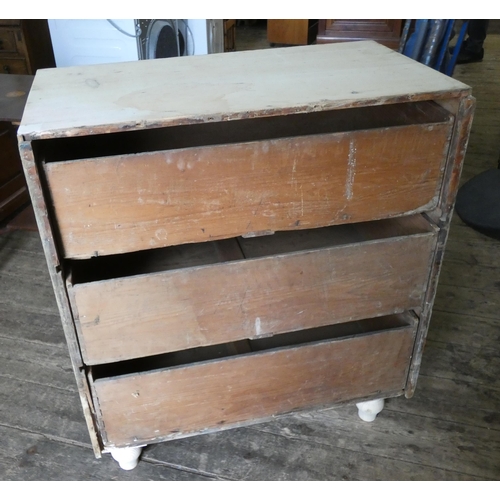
19;40;470;140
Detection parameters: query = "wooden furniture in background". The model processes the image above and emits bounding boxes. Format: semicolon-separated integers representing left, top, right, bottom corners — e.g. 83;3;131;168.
0;73;33;224
18;41;474;470
224;19;236;51
317;20;404;49
0;19;53;226
267;19;318;45
0;19;55;75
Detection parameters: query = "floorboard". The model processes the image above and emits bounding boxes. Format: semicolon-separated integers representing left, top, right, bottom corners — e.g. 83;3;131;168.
0;426;211;481
429;311;500;349
142;420;483;481
389;374;500;431
255;409;498;479
1;28;499;481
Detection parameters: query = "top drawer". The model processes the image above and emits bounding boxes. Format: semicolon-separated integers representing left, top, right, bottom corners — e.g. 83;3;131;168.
40;101;453;258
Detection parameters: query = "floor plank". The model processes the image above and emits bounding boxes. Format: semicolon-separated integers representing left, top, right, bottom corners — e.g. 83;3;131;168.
143;419;485;481
428;310;500;349
0;426;211;481
390;375;500;431
0;303;65;346
0;376;91;445
434;284;500;321
254;409;499;480
421;339;500;387
0;336;75;391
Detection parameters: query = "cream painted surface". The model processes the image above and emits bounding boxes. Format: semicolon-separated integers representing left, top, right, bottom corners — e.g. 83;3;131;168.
19;41;469;139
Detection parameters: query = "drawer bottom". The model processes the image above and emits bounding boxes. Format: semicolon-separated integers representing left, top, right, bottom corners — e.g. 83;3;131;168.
90;314;417;447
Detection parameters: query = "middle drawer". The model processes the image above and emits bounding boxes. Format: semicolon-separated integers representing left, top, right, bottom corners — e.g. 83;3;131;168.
68;214;437;365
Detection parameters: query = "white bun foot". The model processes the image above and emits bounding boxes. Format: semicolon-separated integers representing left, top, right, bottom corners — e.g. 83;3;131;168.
109;446;144;470
356;398;385;422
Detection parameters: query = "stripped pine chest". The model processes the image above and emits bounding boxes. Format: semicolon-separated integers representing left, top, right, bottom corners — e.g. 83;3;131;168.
18;41;474;469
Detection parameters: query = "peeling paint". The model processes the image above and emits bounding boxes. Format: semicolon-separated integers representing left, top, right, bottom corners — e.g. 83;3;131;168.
155;228;168;241
346;139;356;201
255;317;262;336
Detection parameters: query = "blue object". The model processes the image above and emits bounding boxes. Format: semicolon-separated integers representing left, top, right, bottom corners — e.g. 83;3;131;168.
446;21;469;75
434;20;455;72
400;19;468;76
403;19;429;61
421;20;446;67
398;19;412;53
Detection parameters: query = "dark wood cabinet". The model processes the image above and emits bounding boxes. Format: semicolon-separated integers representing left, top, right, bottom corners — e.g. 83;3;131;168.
0;19;52;223
0;74;33;223
268;19;318;45
0;19;55;75
317;20;404;49
224;19;236;51
0;121;29;221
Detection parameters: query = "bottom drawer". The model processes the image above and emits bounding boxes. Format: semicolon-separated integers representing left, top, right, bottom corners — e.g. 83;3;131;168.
90;314;417;447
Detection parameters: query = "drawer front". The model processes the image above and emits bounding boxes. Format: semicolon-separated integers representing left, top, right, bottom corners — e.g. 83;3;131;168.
0;57;28;74
0;29;17;53
92;326;416;447
45;122;451;258
72;231;435;364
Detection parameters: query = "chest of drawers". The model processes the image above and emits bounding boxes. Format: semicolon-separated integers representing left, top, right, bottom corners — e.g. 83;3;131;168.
18;41;474;470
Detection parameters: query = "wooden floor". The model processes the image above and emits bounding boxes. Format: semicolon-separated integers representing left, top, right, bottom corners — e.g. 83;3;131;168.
1;33;500;481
